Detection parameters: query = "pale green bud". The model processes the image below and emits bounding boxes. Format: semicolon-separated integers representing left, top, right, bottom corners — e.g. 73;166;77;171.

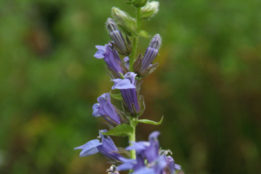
133;0;148;7
111;7;137;35
141;1;159;19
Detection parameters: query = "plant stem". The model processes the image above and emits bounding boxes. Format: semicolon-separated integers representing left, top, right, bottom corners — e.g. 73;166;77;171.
128;7;141;160
129;7;141;72
129;117;137;159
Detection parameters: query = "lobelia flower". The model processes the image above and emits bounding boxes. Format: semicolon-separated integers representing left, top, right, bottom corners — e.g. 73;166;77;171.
127;131;160;163
106;18;132;56
92;93;122;126
165;156;181;174
111;72;140;115
117;131;181;174
134;34;161;77
74;130;124;162
94;43;128;78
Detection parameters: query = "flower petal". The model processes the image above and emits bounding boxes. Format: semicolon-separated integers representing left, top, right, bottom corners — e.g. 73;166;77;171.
74;139;102;157
111;79;136;89
92;103;101;117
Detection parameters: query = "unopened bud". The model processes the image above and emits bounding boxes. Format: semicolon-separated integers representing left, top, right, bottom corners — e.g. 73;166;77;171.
140;34;161;72
112;7;137;35
149;34;161;49
133;0;148;7
106;18;132;55
141;1;159;19
106;18;118;32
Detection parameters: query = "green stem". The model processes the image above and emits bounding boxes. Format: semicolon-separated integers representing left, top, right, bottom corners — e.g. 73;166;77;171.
129;7;141;72
129;117;137;159
128;7;142;160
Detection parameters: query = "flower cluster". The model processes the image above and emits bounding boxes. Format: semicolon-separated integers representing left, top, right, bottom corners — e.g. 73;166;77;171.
74;1;181;174
117;131;181;174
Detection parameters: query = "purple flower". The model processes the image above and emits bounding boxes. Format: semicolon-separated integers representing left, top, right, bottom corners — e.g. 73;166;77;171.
111;72;140;114
117;131;181;174
166;156;181;174
94;43;125;76
133;34;161;77
117;154;145;171
74;130;124;162
106;18;132;56
92;93;121;125
127;131;160;163
140;34;161;72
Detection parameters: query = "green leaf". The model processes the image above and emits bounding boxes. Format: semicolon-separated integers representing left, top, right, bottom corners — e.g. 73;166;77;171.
137;116;163;125
110;91;123;101
101;124;133;137
139;30;150;38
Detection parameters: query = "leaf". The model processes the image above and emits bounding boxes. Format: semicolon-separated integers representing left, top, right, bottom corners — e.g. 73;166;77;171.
101;124;133;137
139;30;150;38
137;116;163;125
110;91;123;101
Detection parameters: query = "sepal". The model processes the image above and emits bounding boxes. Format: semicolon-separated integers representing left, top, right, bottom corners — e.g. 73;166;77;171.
139;62;159;77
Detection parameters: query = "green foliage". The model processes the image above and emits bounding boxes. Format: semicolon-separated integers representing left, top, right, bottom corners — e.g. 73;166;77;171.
139;30;150;38
137;116;163;125
101;124;133;137
110;91;123;101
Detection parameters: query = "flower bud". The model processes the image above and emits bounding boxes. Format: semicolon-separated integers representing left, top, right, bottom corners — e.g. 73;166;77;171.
141;34;161;72
133;0;148;7
112;7;137;35
149;33;161;49
106;18;132;55
134;34;161;77
141;1;159;19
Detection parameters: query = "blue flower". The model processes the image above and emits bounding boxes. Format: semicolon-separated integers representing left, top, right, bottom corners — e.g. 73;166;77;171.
74;130;124;162
133;34;161;77
92;93;121;125
141;34;161;72
166;156;181;174
127;131;160;163
117;131;181;174
112;72;140;114
94;43;127;77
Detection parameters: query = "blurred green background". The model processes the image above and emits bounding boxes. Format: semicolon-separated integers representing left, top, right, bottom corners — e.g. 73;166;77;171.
0;0;260;174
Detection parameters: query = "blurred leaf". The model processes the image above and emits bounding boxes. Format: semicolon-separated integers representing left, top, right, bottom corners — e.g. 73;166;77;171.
137;116;163;125
101;124;133;137
139;30;150;38
110;91;123;101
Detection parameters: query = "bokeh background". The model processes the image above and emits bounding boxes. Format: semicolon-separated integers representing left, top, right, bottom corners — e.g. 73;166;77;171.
0;0;261;174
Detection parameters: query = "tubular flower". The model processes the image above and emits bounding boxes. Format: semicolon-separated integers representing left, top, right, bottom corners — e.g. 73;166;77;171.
117;131;181;174
92;93;122;125
134;34;161;77
111;72;140;114
74;130;124;162
94;43;127;78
